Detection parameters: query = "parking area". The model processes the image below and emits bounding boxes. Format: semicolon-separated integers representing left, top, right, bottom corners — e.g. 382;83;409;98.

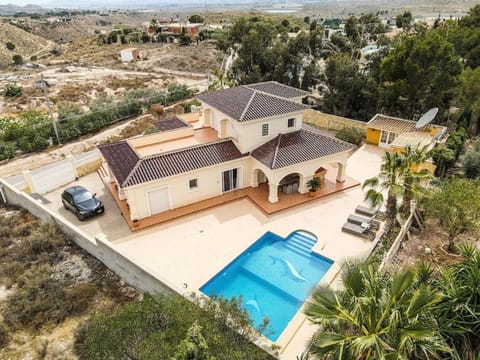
42;144;385;356
44;173;131;241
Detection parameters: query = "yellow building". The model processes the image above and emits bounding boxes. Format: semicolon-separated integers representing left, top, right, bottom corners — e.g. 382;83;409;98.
366;114;446;151
366;114;447;173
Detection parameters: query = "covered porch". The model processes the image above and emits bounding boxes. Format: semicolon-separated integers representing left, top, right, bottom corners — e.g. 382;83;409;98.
252;161;349;204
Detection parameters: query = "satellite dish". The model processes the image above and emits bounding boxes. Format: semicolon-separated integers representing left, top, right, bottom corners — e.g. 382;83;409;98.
416;107;438;129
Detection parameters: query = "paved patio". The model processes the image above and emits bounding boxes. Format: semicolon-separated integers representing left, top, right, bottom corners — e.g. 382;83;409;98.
42;144;385;358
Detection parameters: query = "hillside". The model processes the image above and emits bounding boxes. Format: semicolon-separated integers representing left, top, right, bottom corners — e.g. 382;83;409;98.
0;21;53;68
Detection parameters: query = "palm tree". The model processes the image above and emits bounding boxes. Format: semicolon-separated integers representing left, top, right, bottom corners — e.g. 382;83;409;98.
362;151;405;227
399;145;430;214
305;262;449;359
434;243;480;359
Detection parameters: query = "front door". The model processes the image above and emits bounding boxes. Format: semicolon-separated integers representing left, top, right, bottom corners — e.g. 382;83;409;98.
222;168;239;192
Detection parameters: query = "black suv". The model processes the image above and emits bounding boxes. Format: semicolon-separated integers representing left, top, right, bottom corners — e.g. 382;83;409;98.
61;186;104;221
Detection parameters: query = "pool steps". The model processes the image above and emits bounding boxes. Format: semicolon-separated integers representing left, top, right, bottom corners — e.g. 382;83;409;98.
283;232;317;257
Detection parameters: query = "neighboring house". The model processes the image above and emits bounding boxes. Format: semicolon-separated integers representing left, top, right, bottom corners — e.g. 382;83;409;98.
99;82;354;222
366;114;447;172
167;23;201;37
120;48;140;62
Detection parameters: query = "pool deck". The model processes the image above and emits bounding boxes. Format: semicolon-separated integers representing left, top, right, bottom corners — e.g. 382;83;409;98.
43;144;386;359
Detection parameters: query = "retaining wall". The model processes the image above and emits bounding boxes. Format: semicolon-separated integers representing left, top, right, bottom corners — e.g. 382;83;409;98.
303;109;368;131
0;179;180;296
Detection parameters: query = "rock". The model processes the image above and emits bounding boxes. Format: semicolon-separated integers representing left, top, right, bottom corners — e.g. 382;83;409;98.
424;247;432;255
53;255;92;282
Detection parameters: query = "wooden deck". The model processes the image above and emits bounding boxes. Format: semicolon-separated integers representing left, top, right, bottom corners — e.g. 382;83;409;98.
98;169;359;232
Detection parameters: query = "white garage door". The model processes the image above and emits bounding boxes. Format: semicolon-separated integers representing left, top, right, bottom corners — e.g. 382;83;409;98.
147;187;170;215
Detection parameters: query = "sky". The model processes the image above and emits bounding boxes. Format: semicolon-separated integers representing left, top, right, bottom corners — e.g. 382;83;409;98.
3;0;316;7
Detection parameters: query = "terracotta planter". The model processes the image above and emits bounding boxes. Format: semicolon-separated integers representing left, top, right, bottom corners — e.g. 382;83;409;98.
309;190;317;197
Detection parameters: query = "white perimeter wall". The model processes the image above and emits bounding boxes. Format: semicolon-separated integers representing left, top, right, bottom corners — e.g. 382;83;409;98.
124;157;252;220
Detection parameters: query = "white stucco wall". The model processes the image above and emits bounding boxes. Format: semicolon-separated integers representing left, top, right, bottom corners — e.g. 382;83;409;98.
200;101;304;153
231;111;304;153
124;157;252;220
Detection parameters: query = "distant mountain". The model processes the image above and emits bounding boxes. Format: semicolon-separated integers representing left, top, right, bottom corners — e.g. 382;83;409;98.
0;3;48;14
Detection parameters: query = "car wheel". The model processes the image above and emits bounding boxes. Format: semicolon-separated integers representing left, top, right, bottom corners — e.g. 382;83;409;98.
62;200;68;210
76;212;85;221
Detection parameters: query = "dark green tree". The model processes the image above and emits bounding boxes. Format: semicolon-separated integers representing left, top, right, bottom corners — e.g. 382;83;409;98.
423;178;480;251
379;32;462;119
189;14;204;23
396;11;413;29
12;54;23;65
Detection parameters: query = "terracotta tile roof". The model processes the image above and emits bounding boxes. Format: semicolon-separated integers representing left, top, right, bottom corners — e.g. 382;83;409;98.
101;140;247;188
251;128;353;169
197;85;308;122
367;114;418;133
98;141;140;186
244;81;309;99
152;116;190;132
123;139;246;187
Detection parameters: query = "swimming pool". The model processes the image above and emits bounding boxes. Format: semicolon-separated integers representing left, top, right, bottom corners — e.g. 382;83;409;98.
200;230;334;341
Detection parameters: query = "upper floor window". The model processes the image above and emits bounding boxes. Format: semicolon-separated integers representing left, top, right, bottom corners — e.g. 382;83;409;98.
261;123;269;136
189;178;199;191
287;118;296;128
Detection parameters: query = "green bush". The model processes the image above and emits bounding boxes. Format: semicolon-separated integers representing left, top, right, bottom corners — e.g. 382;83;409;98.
335;126;365;145
0;140;15;160
4;83;23;97
30;55;37;61
74;294;274;360
464;149;480;178
6;42;15;51
12;54;23;65
3;265;97;330
0;321;8;347
446;128;467;160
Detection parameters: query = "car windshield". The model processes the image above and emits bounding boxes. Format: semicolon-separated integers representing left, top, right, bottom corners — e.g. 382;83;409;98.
73;190;93;203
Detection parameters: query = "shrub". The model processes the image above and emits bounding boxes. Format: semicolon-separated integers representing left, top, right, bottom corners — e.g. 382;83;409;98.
3;265;97;330
30;55;37;61
464;149;480;179
12;54;23;65
6;42;15;51
335;126;365;145
0;140;15;160
4;83;23;97
0;321;8;347
74;294;274;360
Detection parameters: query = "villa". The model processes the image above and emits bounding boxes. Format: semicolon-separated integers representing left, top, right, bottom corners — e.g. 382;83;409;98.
98;81;355;224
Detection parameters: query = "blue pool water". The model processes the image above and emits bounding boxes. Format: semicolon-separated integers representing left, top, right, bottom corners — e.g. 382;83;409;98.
200;231;334;341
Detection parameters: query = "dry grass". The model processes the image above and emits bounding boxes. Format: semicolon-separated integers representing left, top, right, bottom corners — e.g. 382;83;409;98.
104;75;154;91
0;206;139;359
50;82;105;103
396;218;479;269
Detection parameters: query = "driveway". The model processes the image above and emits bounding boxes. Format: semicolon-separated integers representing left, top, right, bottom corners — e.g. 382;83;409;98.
43;172;131;241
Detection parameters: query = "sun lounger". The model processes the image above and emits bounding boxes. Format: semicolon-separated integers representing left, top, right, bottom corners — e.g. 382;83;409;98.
355;205;386;219
347;214;381;230
342;222;376;240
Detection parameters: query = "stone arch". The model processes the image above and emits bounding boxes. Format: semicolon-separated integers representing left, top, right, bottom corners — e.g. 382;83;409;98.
252;168;269;188
278;172;304;196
